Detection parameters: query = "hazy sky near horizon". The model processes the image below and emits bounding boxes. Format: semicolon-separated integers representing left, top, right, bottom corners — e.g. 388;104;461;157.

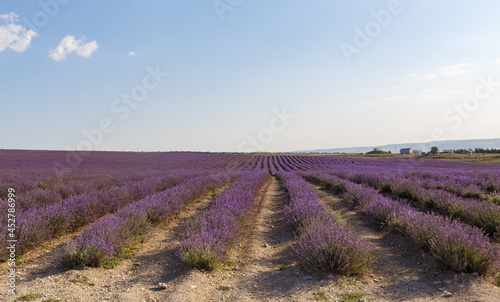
1;0;500;152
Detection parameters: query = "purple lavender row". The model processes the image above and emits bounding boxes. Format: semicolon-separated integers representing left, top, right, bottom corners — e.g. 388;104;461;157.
269;157;278;175
59;172;234;268
0;164;184;199
0;172;133;207
364;169;500;200
332;170;500;235
278;172;373;276
0;172;202;224
405;174;500;203
324;157;500;194
403;170;500;195
388;178;500;236
0;171;204;261
304;172;500;275
178;171;269;271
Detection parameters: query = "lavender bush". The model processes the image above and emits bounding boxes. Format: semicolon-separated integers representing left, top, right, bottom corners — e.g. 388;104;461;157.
279;172;373;276
294;219;374;275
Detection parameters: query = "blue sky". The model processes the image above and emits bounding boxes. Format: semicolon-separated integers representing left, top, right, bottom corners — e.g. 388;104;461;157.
1;0;500;152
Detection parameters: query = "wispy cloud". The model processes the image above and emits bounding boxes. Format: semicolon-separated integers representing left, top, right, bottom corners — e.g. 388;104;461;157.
383;89;466;103
383;96;401;102
49;35;98;61
127;51;137;56
365;86;404;94
0;12;38;53
0;12;17;22
409;63;481;80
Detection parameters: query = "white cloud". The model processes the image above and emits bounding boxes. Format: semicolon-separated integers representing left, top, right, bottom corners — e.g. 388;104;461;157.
0;12;17;22
365;86;404;94
415;89;465;102
49;35;98;61
434;63;475;77
0;13;38;53
421;73;438;80
411;63;481;80
383;89;466;103
127;51;137;56
383;96;401;102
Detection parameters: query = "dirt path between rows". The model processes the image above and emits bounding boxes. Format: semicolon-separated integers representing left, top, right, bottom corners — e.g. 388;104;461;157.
216;177;305;301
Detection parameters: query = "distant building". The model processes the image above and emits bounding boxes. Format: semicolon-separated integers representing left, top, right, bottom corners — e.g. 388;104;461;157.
413;150;423;154
400;147;413;154
442;149;455;154
460;149;474;155
373;148;381;152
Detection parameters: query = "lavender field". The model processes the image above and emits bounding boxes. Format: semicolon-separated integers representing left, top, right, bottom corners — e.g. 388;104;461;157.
2;150;500;301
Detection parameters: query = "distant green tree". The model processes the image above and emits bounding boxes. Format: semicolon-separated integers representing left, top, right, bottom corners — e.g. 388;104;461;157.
430;146;439;154
367;150;389;155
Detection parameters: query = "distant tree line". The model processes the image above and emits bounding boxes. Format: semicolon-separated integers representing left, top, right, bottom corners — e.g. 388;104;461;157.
473;148;500;154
